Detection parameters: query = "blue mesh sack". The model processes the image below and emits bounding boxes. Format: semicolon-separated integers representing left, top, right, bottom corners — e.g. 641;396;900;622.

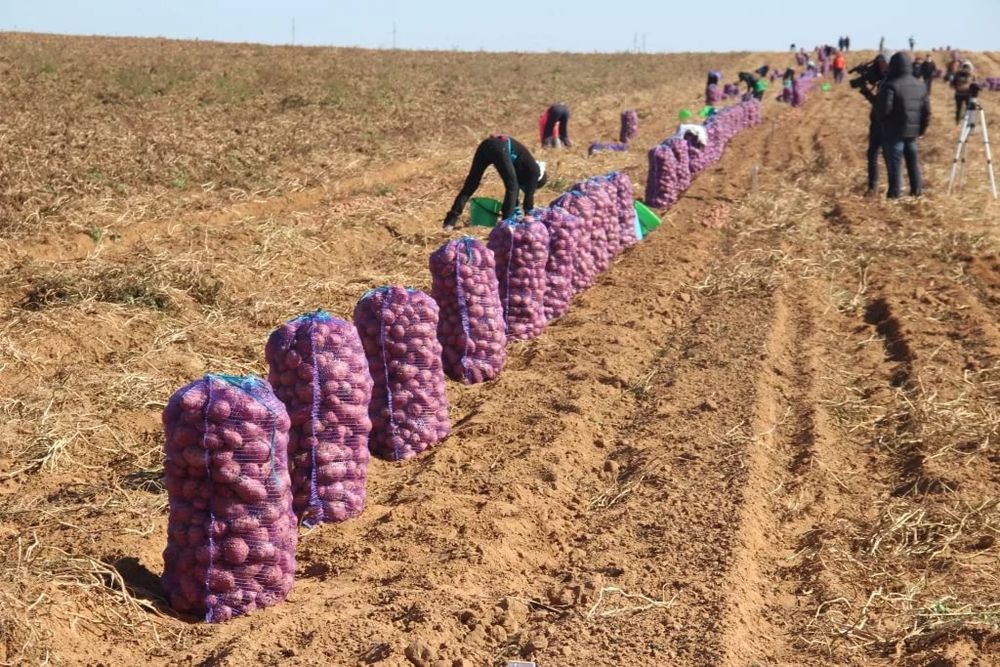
161;374;296;623
265;310;372;526
429;236;507;384
353;286;451;460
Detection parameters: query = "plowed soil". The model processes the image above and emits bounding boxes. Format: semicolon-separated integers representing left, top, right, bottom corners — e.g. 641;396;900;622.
1;35;999;667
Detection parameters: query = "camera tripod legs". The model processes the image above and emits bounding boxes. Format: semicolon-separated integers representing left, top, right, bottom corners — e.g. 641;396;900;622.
948;108;998;199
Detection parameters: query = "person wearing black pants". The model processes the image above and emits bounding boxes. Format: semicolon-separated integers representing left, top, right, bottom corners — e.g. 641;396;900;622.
442;135;546;229
952;62;975;124
877;52;931;198
541;103;571;147
737;71;765;100
859;55;889;196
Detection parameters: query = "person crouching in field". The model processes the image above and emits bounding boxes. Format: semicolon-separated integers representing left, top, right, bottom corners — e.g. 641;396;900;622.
539;103;571;148
442;135;547;229
876;52;931;199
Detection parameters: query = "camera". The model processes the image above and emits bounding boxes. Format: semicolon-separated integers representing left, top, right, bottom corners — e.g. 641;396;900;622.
849;60;882;89
968;82;982;110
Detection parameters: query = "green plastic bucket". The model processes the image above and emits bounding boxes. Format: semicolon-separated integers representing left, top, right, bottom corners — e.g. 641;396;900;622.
469;197;502;227
634;200;662;236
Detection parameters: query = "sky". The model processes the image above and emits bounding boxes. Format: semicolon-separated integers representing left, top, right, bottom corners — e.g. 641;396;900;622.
1;0;997;53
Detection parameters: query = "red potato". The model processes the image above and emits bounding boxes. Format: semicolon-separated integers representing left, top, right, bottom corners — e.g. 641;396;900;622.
162;374;296;623
354;286;451;461
266;311;372;526
430;237;507;384
550;191;598;293
609;172;639;248
487;218;549;340
527;206;578;323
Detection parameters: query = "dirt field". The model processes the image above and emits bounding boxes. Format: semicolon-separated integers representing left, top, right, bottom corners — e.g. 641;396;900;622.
1;33;999;666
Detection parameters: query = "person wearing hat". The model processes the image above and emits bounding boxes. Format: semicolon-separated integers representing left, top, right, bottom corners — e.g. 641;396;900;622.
539;103;571;148
442;135;547;229
952;60;976;124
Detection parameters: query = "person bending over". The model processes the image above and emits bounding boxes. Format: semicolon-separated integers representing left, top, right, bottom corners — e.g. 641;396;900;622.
737;71;766;100
442;135;547;229
540;103;571;148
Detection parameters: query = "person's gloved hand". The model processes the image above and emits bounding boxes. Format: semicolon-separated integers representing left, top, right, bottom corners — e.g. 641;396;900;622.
442;212;459;230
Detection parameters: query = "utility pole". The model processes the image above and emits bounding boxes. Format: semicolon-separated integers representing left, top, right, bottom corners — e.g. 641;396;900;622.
291;17;295;46
642;34;646;53
633;32;638;53
393;21;397;49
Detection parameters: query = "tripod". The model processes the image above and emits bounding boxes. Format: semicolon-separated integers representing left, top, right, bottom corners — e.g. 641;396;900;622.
947;99;998;199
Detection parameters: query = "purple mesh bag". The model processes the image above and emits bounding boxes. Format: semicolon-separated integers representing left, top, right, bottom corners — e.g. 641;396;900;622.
162;374;296;623
487;217;549;340
265;310;372;526
550;191;597;293
687;133;710;176
429;236;507;384
705;83;722;104
587;176;624;261
668;138;692;193
608;172;638;249
645;144;679;208
533;206;579;323
589;141;629;156
619;109;638;144
353;286;451;461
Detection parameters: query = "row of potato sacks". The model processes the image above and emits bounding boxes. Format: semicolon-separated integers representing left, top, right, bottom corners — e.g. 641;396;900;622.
160;171;640;622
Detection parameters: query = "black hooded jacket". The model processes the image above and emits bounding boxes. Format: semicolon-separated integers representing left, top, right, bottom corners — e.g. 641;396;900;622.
876;52;931;139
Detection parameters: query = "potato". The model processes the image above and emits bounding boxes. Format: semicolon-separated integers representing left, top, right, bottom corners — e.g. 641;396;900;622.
354;286;451;461
430;237;507;384
162;374;296;623
487;218;549;340
266;310;372;525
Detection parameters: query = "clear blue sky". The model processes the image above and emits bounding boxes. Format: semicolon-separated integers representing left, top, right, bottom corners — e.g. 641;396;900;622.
1;0;997;53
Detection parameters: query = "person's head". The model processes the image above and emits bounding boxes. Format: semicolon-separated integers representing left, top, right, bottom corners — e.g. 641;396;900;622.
874;54;889;76
888;51;912;78
961;60;973;73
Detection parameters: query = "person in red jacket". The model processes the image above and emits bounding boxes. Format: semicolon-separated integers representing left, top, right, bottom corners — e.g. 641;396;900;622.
832;51;847;83
539;103;571;148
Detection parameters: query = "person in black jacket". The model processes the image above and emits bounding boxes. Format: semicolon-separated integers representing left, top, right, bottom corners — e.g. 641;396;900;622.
541;103;571;148
876;52;931;198
442;135;546;229
858;54;889;196
737;71;764;100
920;54;936;94
952;61;975;124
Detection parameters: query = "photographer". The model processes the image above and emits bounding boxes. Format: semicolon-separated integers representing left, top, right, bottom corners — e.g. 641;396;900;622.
855;54;889;196
876;52;931;198
952;61;975;124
